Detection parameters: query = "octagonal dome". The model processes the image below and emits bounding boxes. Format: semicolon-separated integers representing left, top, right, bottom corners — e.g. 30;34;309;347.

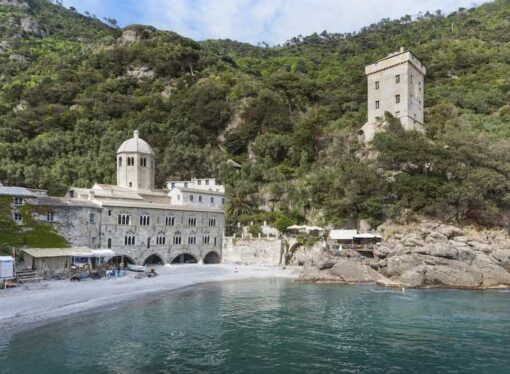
117;130;154;155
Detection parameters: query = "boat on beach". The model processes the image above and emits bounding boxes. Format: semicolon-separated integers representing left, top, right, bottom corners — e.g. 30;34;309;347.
127;264;147;272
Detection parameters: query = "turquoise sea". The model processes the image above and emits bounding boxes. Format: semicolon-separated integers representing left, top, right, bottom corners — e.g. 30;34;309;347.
1;279;509;373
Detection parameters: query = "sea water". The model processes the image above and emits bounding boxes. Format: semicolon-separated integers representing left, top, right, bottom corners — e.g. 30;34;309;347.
0;280;509;373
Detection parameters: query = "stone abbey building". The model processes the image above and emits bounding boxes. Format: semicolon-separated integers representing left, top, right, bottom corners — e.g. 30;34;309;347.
2;131;225;265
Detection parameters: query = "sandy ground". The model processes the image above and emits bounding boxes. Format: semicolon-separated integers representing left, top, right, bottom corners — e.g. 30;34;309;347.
0;265;297;337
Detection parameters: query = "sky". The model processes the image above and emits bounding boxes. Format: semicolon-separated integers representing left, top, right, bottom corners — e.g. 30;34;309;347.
63;0;485;45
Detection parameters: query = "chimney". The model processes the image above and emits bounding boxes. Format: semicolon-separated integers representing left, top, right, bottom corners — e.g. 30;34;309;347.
134;129;139;139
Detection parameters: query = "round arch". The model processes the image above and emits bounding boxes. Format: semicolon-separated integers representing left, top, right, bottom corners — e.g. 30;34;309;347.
203;251;221;264
108;255;135;267
171;253;198;264
143;254;164;266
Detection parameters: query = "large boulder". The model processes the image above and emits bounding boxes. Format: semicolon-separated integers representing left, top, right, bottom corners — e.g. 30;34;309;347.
385;254;424;277
436;224;464;239
425;231;449;243
490;249;510;269
329;260;381;283
400;266;426;287
423;264;482;288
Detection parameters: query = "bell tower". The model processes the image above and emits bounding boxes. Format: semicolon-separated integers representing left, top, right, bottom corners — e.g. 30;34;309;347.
116;130;155;191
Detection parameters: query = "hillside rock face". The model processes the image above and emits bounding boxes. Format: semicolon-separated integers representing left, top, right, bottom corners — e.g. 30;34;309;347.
299;221;510;289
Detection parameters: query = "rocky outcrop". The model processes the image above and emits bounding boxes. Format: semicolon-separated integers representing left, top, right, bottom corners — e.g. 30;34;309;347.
126;66;155;80
299;221;510;289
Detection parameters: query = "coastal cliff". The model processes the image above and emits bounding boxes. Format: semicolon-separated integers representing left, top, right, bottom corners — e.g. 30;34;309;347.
298;221;510;289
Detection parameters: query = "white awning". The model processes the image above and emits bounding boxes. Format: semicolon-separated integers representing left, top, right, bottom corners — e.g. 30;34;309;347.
91;249;115;257
329;229;358;240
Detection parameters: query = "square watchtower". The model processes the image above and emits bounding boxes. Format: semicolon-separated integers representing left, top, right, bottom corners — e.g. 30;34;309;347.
363;48;426;141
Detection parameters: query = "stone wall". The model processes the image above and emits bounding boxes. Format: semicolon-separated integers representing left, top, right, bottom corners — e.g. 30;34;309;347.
222;237;284;266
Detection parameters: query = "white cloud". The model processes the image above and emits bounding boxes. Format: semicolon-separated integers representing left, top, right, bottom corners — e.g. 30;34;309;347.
65;0;486;45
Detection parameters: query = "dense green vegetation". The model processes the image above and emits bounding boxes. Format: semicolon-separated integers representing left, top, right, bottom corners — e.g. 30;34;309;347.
1;0;510;229
0;196;69;252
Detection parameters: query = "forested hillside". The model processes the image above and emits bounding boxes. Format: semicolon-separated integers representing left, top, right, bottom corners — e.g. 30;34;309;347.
1;0;510;229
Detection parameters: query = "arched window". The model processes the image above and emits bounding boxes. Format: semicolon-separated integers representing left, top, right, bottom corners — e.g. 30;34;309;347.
107;238;112;249
118;157;122;167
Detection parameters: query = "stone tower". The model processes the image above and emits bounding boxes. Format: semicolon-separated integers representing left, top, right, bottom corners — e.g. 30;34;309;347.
116;130;155;191
360;48;426;142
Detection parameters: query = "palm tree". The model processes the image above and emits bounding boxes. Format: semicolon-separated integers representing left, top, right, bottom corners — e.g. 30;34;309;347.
225;191;255;217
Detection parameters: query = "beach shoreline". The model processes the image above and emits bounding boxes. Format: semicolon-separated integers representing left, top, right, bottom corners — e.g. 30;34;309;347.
0;265;297;340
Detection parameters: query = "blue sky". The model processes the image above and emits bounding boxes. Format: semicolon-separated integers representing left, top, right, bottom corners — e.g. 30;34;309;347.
63;0;485;45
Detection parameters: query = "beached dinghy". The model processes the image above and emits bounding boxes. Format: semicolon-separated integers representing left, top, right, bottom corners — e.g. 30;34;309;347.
127;264;147;272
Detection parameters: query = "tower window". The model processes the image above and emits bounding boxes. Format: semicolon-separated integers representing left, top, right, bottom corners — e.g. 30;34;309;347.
107;238;112;249
118;157;122;167
395;95;400;103
410;75;414;84
375;100;380;109
375;81;379;89
395;75;400;83
199;196;203;203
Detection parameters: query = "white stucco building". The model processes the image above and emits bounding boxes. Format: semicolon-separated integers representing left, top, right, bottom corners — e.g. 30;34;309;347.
360;48;427;142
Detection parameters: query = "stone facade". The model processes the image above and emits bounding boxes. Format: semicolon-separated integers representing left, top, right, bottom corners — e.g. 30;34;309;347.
222;237;284;266
360;48;427;142
1;131;226;266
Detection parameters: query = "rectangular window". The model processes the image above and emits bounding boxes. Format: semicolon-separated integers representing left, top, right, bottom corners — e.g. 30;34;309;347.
108;209;112;216
92;237;96;247
199;196;202;203
205;180;210;185
47;212;54;222
209;217;216;227
375;100;380;109
90;213;96;224
222;198;225;205
184;182;188;188
395;74;400;83
375;81;379;90
210;197;214;204
410;74;413;84
190;195;194;202
166;216;175;226
395;95;400;104
14;213;23;222
13;197;23;205
197;180;201;185
188;217;197;227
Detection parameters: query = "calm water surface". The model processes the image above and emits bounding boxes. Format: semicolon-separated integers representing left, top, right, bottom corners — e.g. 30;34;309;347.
1;279;509;373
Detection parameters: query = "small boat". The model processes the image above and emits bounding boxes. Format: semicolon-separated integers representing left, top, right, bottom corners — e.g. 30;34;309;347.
127;264;147;272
